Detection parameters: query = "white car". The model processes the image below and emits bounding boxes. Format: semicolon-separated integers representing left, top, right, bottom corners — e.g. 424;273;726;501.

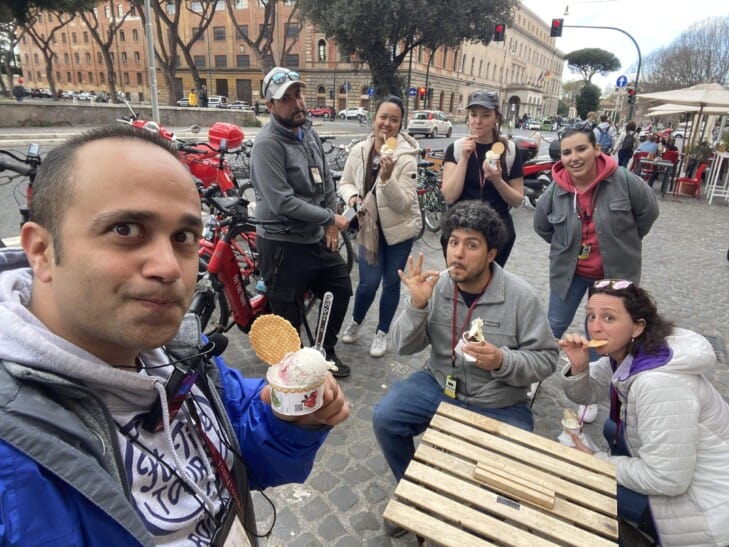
526;119;542;131
407;110;453;138
338;107;367;120
207;95;228;108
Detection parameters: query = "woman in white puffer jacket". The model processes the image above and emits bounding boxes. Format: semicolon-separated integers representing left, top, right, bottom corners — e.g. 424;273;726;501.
558;279;729;547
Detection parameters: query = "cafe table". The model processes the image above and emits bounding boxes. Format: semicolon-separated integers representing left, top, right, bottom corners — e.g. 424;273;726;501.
636;158;676;196
383;402;618;546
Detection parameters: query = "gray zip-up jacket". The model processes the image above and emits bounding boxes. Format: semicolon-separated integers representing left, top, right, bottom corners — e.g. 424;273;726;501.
392;265;558;408
534;167;658;300
250;116;337;243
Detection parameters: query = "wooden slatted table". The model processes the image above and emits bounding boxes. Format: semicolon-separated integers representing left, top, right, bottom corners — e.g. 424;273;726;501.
384;402;618;546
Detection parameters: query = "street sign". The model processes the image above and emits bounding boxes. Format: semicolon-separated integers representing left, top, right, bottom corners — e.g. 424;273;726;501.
408;87;417;98
367;86;375;97
616;75;628;88
343;81;351;92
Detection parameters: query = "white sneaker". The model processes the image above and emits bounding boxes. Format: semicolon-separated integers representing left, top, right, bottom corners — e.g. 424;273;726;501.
369;330;388;357
578;404;599;424
341;320;360;344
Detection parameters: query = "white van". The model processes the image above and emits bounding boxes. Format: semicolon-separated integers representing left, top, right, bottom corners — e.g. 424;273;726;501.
208;95;228;108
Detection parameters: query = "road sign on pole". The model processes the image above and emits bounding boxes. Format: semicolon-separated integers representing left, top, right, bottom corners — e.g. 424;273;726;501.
367;86;375;97
616;75;628;88
408;87;417;98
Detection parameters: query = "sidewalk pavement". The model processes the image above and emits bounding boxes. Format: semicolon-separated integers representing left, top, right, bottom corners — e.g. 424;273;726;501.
213;195;729;545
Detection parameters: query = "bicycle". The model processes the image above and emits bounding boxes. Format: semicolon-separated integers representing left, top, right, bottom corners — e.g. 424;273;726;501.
0;143;41;230
228;139;253;180
415;158;447;239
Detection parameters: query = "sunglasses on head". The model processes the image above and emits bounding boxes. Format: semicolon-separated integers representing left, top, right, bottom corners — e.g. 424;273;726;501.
264;70;300;98
469;91;498;101
593;279;633;290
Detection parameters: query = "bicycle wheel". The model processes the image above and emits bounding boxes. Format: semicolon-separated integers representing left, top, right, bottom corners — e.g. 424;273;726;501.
238;181;257;217
338;231;354;273
423;185;447;232
415;192;426;241
229;150;250;180
333;149;348;170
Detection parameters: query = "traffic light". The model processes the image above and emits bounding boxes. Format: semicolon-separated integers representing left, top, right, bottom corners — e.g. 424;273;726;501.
493;23;505;42
550;18;563;37
418;87;426;100
627;88;636;104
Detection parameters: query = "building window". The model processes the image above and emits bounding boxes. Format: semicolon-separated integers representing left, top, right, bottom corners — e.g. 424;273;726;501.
55;70;61;81
284;54;299;67
213;27;225;40
38;13;43;22
92;7;97;16
99;72;105;83
77;71;83;83
318;39;326;61
236;25;248;39
62;33;67;44
190;2;201;12
53;54;59;62
104;5;110;18
48;13;53;21
117;4;123;17
137;72;143;85
33;53;39;64
192;27;203;41
83;31;89;43
130;4;136;16
64;53;69;64
72;32;77;44
119;30;125;41
234;0;247;7
285;23;299;38
132;29;138;41
215;55;227;68
123;72;130;84
236;55;250;68
85;52;91;64
121;52;127;64
97;52;103;63
66;71;71;82
88;71;93;83
194;55;206;67
134;51;140;63
74;52;80;63
470;57;474;76
166;2;176;14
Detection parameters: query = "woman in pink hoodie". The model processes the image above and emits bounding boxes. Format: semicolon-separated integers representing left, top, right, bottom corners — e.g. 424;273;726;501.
533;126;659;417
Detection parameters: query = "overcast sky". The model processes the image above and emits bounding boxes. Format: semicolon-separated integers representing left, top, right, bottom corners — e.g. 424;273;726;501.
520;0;728;91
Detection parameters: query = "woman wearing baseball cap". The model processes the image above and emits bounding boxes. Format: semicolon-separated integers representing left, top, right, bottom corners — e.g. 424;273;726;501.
441;90;524;267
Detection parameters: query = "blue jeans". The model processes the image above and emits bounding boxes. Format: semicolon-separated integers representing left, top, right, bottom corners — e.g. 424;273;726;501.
548;274;594;339
372;369;534;481
352;232;413;333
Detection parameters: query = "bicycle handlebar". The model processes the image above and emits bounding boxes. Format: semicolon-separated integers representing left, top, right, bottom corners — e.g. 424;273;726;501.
0;158;34;177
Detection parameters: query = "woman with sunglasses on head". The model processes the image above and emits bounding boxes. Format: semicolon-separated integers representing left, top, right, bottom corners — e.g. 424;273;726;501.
338;96;422;357
533;125;659;422
441;91;524;267
558;280;729;547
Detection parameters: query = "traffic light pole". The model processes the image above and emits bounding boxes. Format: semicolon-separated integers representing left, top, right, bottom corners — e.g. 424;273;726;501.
563;25;642;121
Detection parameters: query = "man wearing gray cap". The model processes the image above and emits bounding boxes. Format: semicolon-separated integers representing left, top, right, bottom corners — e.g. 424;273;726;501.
250;67;352;377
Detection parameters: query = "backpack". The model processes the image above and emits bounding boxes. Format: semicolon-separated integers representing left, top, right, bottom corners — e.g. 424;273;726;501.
596;126;613;153
620;131;635;152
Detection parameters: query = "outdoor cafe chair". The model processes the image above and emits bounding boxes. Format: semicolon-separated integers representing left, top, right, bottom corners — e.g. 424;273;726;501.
673;162;708;200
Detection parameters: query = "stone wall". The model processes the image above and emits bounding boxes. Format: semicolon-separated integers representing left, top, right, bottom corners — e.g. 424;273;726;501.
0;102;258;128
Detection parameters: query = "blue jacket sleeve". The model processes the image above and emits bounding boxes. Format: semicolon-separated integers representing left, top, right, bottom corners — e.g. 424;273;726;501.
214;358;331;489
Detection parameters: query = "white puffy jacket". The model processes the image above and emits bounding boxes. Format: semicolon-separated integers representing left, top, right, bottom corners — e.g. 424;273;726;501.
339;133;422;245
562;328;729;546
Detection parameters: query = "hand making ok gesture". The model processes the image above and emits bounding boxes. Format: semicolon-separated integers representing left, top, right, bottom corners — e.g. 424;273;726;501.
397;253;442;309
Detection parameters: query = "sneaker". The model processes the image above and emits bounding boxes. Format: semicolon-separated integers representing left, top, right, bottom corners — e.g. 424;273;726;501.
326;352;351;378
383;519;408;538
341;320;360;344
578;404;599;424
369;330;388;357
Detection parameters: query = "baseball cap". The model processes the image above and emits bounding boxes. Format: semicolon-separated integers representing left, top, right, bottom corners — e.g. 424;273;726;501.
466;90;499;110
263;67;305;101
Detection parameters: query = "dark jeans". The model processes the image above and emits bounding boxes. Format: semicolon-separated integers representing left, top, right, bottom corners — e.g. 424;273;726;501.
256;236;352;352
373;370;533;481
618;149;632;168
603;418;659;543
352;231;413;333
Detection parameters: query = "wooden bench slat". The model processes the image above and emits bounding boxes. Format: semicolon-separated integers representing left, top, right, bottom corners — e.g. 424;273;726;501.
403;461;617;546
436;402;616;478
392;480;559;547
384;499;497;546
474;462;556;509
430;413;616;495
416;444;618;539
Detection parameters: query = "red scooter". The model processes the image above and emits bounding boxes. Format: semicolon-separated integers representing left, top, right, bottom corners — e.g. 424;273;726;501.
522;138;560;207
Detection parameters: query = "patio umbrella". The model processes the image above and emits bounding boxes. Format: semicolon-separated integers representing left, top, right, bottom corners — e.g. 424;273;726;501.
640;83;729;143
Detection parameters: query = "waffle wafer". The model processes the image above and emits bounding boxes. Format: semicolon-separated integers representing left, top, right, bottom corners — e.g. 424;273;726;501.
249;314;301;364
385;137;398;150
586;339;608;348
491;141;505;155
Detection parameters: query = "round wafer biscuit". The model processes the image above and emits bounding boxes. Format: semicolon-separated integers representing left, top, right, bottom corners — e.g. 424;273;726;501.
491;141;505;155
586;339;608;348
385;137;398;150
249;314;301;364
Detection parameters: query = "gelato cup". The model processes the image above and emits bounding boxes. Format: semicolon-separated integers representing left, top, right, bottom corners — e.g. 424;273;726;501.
266;348;330;416
561;408;582;435
486;150;501;168
455;334;478;362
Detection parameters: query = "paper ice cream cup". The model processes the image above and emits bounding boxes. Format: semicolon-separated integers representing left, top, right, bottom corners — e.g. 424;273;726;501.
266;368;325;416
456;334;478;362
486;151;500;168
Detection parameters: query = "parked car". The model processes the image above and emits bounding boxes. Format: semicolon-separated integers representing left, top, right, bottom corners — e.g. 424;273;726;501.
228;101;251;110
60;90;76;99
407;110;453;138
176;98;190;107
512;135;539;161
526;119;542;131
307;106;335;118
208;95;228;108
338;107;367;120
30;88;53;98
76;91;93;101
